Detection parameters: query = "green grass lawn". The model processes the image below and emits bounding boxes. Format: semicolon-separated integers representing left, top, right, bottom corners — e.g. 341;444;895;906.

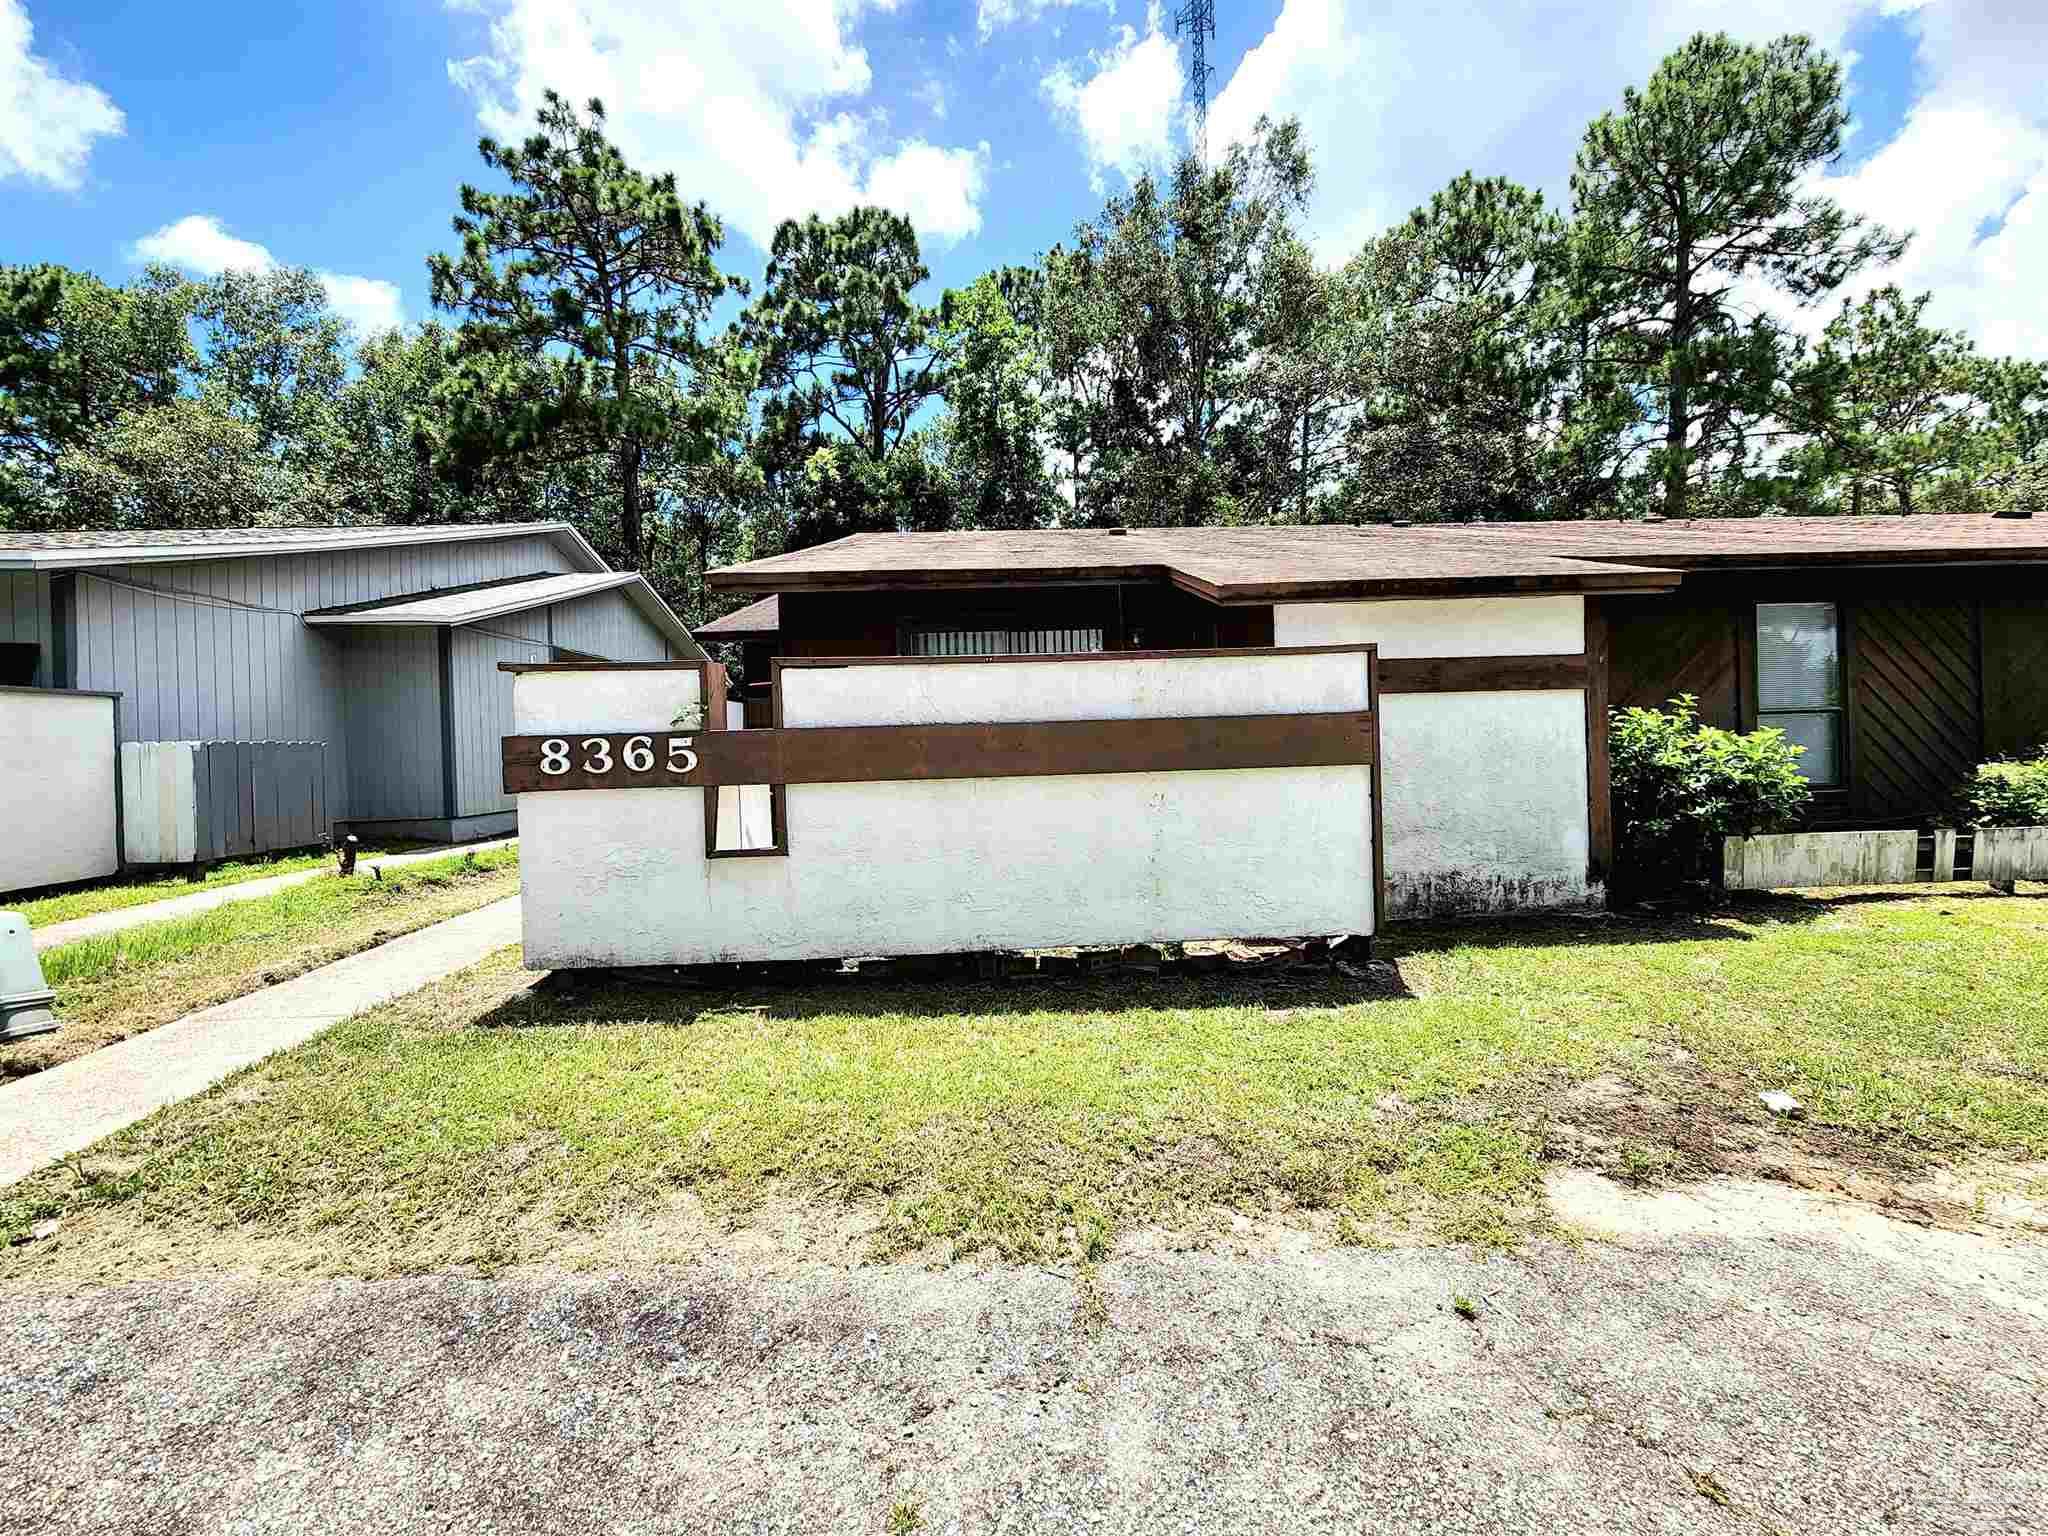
2;846;520;1079
5;887;2044;1282
10;841;454;928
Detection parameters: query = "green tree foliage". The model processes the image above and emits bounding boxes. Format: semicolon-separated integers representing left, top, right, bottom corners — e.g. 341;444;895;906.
0;264;194;522
1782;287;1990;514
1332;174;1638;522
428;91;746;568
1570;32;1906;517
736;207;948;546
933;271;1059;529
1047;117;1320;525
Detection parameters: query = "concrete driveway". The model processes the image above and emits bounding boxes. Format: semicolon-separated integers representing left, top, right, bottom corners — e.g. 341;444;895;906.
3;1173;2042;1535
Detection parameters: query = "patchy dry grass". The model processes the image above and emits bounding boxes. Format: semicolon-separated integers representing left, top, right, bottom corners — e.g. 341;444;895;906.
9;841;450;927
2;846;519;1078
4;887;2044;1282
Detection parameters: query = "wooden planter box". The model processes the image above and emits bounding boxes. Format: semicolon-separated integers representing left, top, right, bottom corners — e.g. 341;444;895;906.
1723;825;2048;890
1974;826;2048;886
1722;830;1918;890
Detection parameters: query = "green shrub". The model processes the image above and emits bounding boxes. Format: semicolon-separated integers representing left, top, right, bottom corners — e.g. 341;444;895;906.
1609;694;1814;888
1955;743;2048;828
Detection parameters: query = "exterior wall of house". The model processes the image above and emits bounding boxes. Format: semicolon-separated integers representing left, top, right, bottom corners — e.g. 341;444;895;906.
52;531;578;834
1606;568;2048;825
2;571;54;684
339;626;444;823
548;586;675;662
513;651;1378;968
1275;595;1594;916
772;585;1273;660
442;587;673;824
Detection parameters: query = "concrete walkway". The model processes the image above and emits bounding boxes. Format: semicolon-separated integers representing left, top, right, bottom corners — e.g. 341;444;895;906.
0;897;522;1186
27;838;517;953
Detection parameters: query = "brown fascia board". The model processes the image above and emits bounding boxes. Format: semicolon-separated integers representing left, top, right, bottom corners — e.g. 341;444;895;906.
1163;566;1683;604
711;558;1684;602
706;562;1169;594
1564;549;2048;572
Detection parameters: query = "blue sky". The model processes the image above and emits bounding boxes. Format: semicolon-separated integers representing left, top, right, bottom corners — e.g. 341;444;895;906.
4;1;2044;357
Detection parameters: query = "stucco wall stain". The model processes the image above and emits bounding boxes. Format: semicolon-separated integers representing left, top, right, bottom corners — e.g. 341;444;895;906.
1388;871;1599;919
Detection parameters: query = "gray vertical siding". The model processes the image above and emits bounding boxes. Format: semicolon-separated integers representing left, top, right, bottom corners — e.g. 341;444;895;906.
450;586;674;818
1;570;54;684
340;626;444;820
56;529;578;832
450;611;551;818
549;587;674;662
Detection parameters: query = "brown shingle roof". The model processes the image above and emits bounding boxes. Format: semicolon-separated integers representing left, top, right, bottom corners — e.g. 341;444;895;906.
708;526;1682;602
695;594;781;638
707;516;2047;602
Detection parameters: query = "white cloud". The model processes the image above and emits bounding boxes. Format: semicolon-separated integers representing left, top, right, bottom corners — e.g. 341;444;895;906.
131;213;273;274
865;139;991;242
313;272;408;337
913;74;947;120
978;0;1110;42
0;0;123;189
130;215;405;336
1041;3;1185;191
446;0;991;249
1801;2;2048;359
1207;0;1869;265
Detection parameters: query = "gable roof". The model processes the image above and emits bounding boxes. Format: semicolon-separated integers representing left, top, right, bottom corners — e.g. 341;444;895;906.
706;515;2047;603
694;594;781;639
304;569;702;658
0;521;608;573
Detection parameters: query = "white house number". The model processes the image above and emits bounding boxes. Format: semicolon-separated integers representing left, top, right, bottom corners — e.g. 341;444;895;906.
537;735;698;777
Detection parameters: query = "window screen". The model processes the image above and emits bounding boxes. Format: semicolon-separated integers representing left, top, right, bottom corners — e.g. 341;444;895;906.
912;627;1105;657
1756;601;1843;786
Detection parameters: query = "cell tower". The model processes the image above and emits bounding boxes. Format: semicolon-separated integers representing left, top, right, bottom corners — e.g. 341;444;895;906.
1175;0;1217;156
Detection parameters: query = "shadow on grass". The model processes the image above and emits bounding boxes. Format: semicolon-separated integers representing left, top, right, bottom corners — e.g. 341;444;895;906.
469;883;2026;1032
1387;882;2029;959
477;960;1421;1032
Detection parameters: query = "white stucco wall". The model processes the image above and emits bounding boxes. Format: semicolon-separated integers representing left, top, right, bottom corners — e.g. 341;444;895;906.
514;651;1377;967
1275;596;1595;915
0;689;118;895
1273;595;1584;659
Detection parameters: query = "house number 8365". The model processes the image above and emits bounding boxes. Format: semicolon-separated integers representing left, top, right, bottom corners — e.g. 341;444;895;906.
537;735;696;777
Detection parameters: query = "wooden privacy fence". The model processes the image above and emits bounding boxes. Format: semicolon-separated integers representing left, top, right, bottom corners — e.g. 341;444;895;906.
121;741;328;866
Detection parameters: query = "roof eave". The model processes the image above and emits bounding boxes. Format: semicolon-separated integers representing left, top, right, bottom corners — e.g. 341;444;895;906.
0;521;610;573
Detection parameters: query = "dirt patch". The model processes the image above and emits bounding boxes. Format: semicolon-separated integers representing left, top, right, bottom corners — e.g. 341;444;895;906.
1535;1054;2046;1236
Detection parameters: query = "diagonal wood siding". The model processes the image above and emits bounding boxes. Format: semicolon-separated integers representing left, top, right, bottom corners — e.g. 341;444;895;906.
1849;598;1982;822
1605;595;1742;727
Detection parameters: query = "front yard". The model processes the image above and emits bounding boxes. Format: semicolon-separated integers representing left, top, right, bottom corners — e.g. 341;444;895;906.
5;886;2044;1281
4;846;520;1079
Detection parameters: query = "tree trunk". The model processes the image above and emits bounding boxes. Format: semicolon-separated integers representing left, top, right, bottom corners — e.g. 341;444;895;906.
1299;408;1310;521
1665;246;1692;519
613;329;642;567
619;438;644;568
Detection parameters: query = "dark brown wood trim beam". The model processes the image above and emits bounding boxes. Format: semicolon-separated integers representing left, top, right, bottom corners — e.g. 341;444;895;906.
505;711;1376;794
1377;654;1588;693
775;641;1379;670
498;659;707;673
1583;602;1613;890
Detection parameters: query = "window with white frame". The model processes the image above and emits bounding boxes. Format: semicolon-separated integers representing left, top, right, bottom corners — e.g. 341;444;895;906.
911;627;1105;657
1756;601;1844;786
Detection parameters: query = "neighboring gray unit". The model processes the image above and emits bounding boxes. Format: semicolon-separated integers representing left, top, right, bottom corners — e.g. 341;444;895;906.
122;740;327;865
